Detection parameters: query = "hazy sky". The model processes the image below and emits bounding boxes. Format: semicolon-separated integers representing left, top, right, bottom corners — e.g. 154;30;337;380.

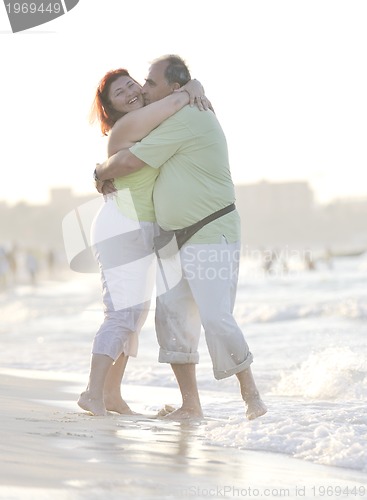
1;0;366;205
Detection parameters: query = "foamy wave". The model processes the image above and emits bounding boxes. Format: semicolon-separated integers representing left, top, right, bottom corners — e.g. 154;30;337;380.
272;347;367;400
204;400;367;471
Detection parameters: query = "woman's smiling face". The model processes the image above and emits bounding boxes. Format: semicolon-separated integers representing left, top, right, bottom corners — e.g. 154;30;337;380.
108;75;144;113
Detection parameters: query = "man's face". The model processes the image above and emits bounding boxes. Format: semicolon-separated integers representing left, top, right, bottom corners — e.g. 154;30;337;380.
141;61;175;105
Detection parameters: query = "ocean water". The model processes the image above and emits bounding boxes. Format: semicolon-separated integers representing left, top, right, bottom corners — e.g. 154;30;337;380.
1;251;366;474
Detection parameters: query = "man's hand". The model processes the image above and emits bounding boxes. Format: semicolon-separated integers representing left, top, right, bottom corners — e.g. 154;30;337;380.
177;79;214;112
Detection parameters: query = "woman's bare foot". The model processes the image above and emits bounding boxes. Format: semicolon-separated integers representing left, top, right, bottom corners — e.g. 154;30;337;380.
77;391;107;416
245;396;267;420
104;394;138;415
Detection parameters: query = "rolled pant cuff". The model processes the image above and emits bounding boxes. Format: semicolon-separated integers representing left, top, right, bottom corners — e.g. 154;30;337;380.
158;349;199;364
213;352;254;380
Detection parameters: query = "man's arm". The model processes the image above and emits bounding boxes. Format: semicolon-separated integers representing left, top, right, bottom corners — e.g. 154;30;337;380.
95;149;145;181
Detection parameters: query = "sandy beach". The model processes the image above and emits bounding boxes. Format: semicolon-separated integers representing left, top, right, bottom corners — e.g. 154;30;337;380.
1;369;366;500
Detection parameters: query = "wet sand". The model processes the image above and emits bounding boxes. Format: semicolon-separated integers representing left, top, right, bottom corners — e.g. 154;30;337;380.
0;370;366;500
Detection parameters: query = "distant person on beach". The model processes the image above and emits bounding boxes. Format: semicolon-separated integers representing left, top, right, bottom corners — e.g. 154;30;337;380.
25;250;38;285
6;245;18;285
304;249;316;271
0;246;10;289
47;249;56;278
95;55;267;421
78;66;209;416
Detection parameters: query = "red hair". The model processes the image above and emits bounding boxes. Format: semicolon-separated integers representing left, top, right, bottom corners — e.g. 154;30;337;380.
90;69;136;136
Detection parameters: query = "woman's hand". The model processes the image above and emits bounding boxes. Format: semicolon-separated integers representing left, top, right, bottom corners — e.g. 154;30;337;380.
176;79;214;111
95;178;116;195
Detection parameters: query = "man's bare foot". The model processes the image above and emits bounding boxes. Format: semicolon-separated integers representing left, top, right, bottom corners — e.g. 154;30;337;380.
245;396;267;420
104;394;138;415
162;406;204;421
156;404;176;417
77;391;107;416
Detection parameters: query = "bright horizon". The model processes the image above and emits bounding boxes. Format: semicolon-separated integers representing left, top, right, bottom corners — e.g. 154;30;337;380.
1;0;367;206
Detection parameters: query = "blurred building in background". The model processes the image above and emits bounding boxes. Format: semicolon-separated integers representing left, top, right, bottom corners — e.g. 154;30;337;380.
0;182;366;272
235;181;367;254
